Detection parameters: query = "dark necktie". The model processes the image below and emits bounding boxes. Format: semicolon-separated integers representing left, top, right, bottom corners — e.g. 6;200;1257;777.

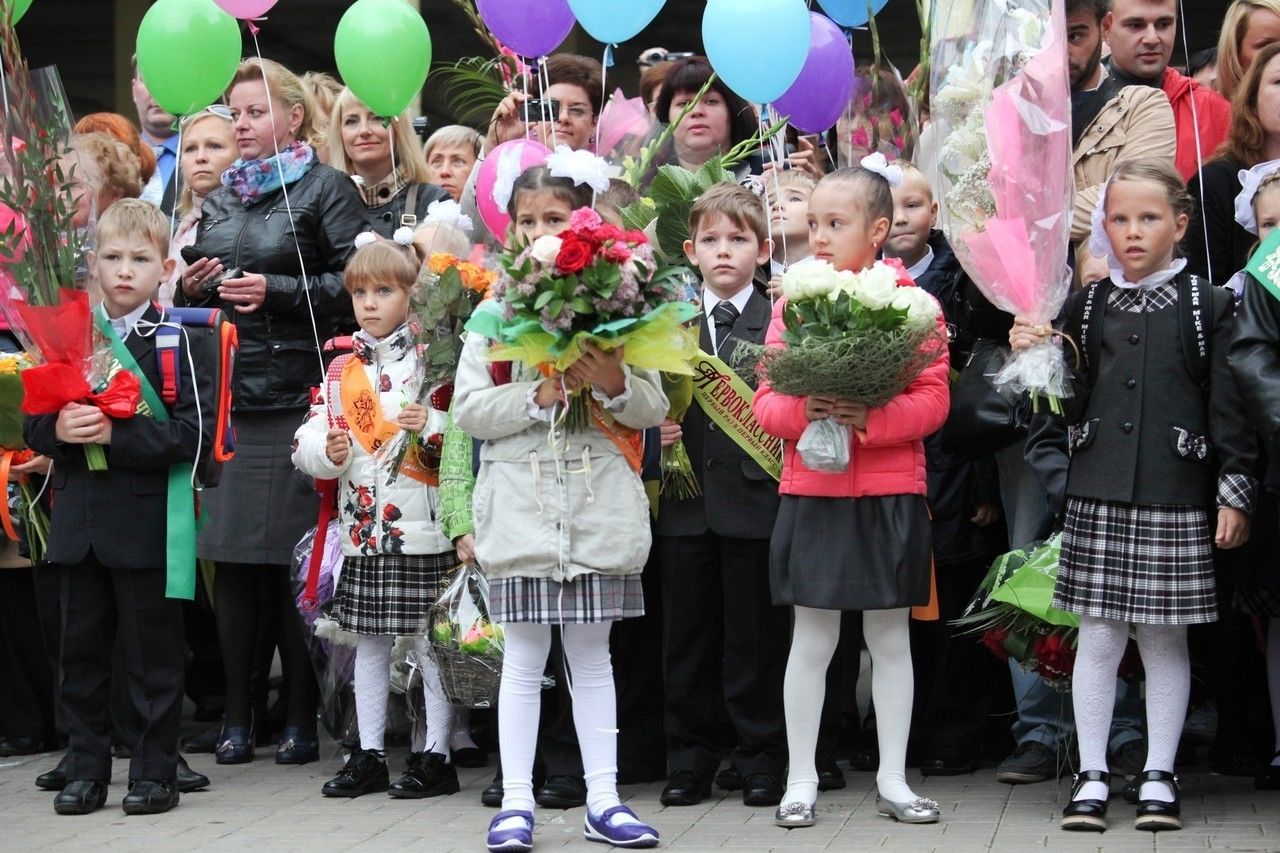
712;300;739;350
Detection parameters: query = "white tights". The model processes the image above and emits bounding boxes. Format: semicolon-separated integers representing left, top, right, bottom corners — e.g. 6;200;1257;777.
781;606;918;805
497;622;624;820
355;635;452;756
1071;616;1188;803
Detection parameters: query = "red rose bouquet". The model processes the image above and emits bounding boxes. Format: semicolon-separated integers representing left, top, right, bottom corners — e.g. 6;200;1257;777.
466;206;697;430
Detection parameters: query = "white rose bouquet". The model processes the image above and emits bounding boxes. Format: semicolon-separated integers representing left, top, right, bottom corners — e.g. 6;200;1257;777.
738;258;947;472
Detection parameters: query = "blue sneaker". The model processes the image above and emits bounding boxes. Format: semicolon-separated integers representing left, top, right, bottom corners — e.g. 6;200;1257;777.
584;805;660;848
486;810;534;852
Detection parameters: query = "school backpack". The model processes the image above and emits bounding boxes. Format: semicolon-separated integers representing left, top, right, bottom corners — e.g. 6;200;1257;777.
154;306;239;487
1071;274;1211;393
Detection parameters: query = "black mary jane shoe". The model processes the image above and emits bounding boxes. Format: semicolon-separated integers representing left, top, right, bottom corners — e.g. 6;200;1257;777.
122;780;179;815
1256;753;1280;791
1133;770;1181;832
53;779;109;815
388;751;459;799
321;748;390;798
1060;769;1111;832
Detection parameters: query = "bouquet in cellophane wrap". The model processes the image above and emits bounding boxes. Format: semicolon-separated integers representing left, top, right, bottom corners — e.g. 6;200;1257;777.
0;31;137;470
374;204;497;485
423;562;504;708
740;258;946;473
930;0;1075;412
465;203;698;431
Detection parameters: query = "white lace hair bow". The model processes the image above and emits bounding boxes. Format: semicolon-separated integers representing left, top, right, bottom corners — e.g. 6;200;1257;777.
545;145;620;194
492;144;528;214
424;198;474;233
859;152;903;187
1234;159;1280;234
1088;179;1119;270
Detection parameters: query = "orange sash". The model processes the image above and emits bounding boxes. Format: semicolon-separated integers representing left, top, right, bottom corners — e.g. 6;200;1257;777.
338;356;435;486
534;364;644;472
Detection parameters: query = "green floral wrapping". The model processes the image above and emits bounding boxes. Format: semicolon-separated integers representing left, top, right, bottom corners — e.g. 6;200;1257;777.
659;371;699;499
438;409;476;543
0;372;23;448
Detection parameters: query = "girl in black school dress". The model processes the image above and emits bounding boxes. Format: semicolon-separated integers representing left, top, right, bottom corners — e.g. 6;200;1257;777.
1011;159;1256;834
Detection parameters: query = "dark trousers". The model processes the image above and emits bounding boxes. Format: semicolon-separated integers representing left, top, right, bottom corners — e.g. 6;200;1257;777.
59;552;184;782
0;565;58;743
816;612;865;760
659;533;789;778
612;546;666;780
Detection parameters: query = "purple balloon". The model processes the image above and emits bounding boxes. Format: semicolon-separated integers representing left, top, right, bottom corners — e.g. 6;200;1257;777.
476;0;575;58
774;12;855;134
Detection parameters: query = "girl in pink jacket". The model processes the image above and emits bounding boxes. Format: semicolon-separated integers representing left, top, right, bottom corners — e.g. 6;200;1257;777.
753;162;950;829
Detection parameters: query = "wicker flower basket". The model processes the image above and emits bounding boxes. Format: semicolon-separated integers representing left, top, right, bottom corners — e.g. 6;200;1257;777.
429;642;502;708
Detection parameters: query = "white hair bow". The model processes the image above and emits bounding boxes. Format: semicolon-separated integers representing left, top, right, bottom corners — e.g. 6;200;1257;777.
424;198;474;233
545;145;620;195
492;144;528;214
1234;159;1280;234
859;152;903;187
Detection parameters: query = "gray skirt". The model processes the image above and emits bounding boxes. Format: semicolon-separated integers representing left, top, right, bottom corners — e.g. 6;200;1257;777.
489;574;645;624
770;494;932;611
198;409;320;566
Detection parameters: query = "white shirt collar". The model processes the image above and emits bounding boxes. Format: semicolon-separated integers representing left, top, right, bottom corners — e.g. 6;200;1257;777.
903;246;935;282
100;300;152;341
702;283;755;322
1109;257;1187;291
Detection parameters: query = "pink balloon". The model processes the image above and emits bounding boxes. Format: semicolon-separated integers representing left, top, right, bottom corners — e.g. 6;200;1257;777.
0;204;32;265
213;0;278;18
475;138;552;240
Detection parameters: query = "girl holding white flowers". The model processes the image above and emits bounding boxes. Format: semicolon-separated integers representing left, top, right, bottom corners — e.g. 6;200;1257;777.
753;161;950;828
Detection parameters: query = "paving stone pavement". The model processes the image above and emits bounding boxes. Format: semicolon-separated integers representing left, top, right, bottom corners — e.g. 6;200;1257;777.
2;745;1277;852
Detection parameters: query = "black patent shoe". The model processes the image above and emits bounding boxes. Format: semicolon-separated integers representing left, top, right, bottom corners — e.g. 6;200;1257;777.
322;749;390;798
1061;769;1111;832
214;726;254;765
817;756;846;791
275;728;319;765
660;770;710;806
122;780;179;815
1133;770;1181;832
742;773;783;807
54;779;108;815
388;751;459;799
176;756;210;793
536;774;587;809
481;773;504;808
36;753;72;791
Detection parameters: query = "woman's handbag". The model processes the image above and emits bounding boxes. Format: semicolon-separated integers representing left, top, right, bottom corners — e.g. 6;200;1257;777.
941;339;1025;456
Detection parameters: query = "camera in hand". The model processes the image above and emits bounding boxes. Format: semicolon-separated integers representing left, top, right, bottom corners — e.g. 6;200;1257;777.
412;116;430;138
522;98;562;123
180;246;240;295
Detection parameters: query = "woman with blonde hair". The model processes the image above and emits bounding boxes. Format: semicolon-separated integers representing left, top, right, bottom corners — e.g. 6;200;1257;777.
327;88;449;238
162;106;237;303
1217;0;1280;100
176;56;365;768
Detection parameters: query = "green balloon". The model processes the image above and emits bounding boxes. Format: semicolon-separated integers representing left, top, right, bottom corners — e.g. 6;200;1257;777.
6;0;33;24
136;0;242;116
335;0;432;118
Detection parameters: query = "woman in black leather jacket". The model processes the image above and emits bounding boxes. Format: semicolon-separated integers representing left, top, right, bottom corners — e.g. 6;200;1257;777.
327;88;449;238
177;58;365;767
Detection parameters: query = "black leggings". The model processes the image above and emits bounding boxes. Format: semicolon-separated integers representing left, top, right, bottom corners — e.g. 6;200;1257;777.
215;562;317;736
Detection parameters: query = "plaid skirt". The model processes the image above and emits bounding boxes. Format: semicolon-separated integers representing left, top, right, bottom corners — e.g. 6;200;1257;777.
331;551;454;635
490;573;645;624
1055;497;1216;625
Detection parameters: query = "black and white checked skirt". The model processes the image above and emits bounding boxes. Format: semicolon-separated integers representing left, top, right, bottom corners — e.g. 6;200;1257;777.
489;573;645;624
1054;497;1216;625
330;550;455;635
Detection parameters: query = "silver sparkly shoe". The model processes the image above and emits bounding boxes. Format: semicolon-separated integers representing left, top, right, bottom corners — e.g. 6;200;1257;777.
876;794;941;824
774;801;816;828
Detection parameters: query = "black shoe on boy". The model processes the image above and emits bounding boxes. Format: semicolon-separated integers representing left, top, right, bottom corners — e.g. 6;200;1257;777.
388;751;460;798
122;780;179;815
53;779;108;815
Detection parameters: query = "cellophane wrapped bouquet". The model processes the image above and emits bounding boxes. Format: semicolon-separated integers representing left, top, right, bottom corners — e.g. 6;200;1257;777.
465;205;697;431
953;536;1142;689
374;207;496;485
425;563;504;708
930;0;1075;412
742;259;946;472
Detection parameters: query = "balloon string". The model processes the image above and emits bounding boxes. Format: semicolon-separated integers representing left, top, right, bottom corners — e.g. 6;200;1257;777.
539;56;557;151
250;23;326;389
757;106;781;306
169;118;183;249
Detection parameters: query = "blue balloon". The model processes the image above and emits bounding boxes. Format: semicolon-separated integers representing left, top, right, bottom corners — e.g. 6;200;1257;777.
703;0;810;104
568;0;665;44
817;0;889;28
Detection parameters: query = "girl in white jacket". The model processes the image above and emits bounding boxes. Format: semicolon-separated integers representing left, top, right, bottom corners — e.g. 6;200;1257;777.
293;235;457;801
